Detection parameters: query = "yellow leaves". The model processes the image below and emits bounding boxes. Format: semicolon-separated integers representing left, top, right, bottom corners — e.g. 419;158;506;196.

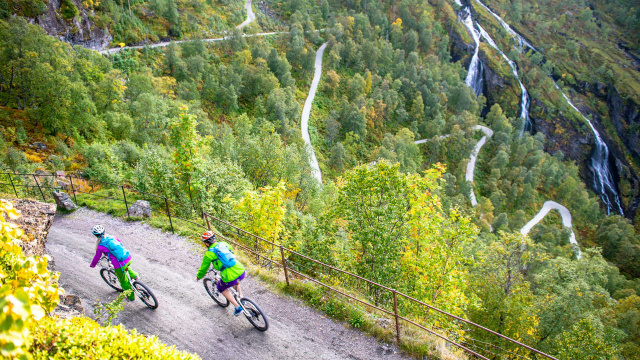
392;18;403;28
0;200;61;358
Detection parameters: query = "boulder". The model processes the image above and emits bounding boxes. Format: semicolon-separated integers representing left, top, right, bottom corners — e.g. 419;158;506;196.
52;191;77;211
129;200;151;218
4;199;56;257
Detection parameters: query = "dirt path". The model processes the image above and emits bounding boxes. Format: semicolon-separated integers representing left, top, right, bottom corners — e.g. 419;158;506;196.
47;208;407;359
301;43;327;185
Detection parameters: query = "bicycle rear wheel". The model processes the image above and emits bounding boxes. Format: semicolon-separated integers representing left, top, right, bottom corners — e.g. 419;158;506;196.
203;277;229;307
100;268;123;292
132;281;158;309
240;297;269;331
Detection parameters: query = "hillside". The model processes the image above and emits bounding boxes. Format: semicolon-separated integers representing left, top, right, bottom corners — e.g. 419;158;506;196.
2;0;640;358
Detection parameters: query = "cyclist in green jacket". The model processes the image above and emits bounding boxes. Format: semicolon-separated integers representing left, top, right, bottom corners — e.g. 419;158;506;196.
196;231;246;316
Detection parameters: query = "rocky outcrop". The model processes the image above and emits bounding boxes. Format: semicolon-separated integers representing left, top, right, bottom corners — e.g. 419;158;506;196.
29;0;112;51
52;294;85;319
5;198;56;257
52;191;78;211
529;98;592;165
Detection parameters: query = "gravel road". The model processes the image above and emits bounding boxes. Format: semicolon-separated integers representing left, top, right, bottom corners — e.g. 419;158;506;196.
47;208;408;359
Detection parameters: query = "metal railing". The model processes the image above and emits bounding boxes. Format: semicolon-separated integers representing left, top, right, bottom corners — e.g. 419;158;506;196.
0;171;557;360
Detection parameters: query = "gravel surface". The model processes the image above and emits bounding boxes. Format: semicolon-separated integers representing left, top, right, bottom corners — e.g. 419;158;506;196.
47;208;409;359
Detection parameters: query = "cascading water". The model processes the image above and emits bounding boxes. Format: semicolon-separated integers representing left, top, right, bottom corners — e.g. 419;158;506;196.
474;0;537;52
554;84;624;214
475;25;532;135
454;0;531;135
456;1;483;96
471;0;624;214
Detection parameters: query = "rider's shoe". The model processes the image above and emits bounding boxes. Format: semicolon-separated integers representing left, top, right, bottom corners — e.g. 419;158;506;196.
233;306;243;316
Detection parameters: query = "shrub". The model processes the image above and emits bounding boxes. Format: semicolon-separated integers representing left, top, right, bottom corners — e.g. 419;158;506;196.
0;200;62;358
30;316;201;359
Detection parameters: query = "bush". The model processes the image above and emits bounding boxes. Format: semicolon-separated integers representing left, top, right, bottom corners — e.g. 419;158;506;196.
30;316;201;359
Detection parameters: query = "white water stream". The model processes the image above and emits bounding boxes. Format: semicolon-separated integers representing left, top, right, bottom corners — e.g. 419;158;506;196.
454;0;532;135
471;0;623;214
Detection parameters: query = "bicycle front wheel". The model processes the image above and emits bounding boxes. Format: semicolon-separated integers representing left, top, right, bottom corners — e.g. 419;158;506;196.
132;281;158;309
100;268;123;292
203;277;229;307
240;297;269;331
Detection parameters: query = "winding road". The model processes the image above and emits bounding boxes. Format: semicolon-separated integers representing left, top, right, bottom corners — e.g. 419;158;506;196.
520;201;581;257
48;208;407;359
465;125;493;207
99;0;260;55
236;0;256;29
301;43;328;185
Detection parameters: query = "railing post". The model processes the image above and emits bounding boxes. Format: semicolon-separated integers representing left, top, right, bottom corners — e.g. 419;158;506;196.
204;209;211;230
68;175;77;204
280;245;290;286
393;289;401;345
122;186;130;217
33;174;45;201
165;197;174;233
7;173;18;198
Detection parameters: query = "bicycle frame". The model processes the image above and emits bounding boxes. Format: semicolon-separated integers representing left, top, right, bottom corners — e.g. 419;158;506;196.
207;268;249;316
100;255;143;299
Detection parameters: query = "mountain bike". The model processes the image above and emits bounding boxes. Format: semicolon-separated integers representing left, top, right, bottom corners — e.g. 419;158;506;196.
202;269;269;331
99;255;159;309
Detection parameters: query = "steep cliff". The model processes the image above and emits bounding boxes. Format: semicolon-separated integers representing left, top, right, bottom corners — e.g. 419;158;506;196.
29;0;111;50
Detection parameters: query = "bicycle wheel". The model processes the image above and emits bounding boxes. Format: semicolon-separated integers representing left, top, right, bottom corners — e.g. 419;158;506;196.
100;268;123;292
240;297;269;331
132;281;158;309
203;277;229;307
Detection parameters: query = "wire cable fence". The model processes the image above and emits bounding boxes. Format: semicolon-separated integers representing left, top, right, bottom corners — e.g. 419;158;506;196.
0;171;557;360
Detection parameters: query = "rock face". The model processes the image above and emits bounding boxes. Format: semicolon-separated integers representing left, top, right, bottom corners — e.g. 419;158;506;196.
52;191;78;211
129;200;151;218
29;0;112;51
5;199;56;257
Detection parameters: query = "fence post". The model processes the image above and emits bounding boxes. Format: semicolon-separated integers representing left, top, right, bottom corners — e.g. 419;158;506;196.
122;186;130;217
280;245;290;286
7;173;18;198
32;174;45;201
203;209;211;230
393;289;401;345
68;175;77;204
165;197;174;233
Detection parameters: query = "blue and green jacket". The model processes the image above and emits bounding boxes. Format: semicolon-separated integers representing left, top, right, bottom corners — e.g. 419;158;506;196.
196;241;245;283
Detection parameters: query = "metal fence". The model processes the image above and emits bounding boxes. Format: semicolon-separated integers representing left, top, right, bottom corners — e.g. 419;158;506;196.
0;171;557;360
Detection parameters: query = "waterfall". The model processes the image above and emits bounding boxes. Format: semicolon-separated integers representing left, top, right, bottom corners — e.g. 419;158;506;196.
476;25;532;135
458;4;483;96
554;84;624;214
474;0;537;52
470;0;624;214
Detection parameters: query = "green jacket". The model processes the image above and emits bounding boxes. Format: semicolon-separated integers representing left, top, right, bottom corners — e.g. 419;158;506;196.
196;241;245;283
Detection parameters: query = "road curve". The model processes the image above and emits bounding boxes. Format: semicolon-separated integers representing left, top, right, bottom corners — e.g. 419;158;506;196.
465;125;493;207
236;0;256;29
520;201;581;258
99;0;261;55
301;43;328;185
47;208;407;359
